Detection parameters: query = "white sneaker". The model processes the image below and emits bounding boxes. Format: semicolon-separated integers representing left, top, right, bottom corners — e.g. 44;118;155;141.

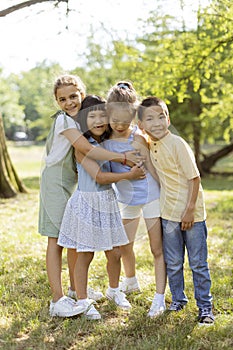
67;287;104;301
87;287;104;301
147;299;166;318
77;299;101;320
106;288;131;310
49;296;86;317
119;277;141;294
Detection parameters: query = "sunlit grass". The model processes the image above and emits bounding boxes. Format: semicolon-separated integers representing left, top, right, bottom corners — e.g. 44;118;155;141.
0;144;232;349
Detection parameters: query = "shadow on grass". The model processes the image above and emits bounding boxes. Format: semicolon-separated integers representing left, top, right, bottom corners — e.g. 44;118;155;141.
202;174;233;191
1;308;233;350
1;253;233;350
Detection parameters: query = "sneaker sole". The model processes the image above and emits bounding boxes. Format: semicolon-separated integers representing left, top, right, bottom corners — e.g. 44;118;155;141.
147;309;166;318
84;314;101;320
50;305;87;317
198;321;214;326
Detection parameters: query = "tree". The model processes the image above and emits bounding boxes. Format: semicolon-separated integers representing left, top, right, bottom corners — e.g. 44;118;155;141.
0;73;25;139
16;61;64;140
131;0;233;174
0;113;27;198
0;0;69;198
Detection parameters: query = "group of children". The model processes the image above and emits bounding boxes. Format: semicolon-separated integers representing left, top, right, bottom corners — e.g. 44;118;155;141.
38;74;214;325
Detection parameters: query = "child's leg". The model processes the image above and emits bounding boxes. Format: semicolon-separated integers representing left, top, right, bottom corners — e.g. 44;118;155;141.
145;217;166;294
105;247;131;310
46;237;63;302
74;252;94;299
184;221;213;310
67;248;78;291
120;217;140;277
105;247;121;288
162;219;188;306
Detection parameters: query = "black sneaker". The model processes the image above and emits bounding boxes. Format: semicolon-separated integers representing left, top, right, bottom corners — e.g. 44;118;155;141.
198;307;214;325
169;301;184;311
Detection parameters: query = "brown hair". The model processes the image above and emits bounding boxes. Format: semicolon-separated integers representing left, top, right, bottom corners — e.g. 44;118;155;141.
107;81;138;104
106;80;138;119
53;74;86;101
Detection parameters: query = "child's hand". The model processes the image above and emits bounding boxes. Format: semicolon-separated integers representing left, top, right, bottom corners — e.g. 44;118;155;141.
181;210;195;230
129;164;146;180
125;150;146;167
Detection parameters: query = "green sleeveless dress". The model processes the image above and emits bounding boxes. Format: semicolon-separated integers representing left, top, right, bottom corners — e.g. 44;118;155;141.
38;112;78;238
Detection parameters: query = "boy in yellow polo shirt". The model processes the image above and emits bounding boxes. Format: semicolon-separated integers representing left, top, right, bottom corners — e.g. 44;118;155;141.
138;96;214;325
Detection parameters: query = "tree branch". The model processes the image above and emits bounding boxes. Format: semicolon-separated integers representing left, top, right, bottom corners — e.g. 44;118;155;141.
0;0;68;17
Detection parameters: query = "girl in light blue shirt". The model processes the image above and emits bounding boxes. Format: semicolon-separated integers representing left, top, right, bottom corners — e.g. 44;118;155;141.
104;81;167;318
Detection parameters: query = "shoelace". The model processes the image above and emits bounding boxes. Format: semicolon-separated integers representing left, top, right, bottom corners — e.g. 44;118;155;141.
200;308;211;317
171;302;179;307
62;297;76;306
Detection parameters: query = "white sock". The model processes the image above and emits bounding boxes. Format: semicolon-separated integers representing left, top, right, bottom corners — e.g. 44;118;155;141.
154;293;165;304
77;298;88;305
125;276;137;284
108;287;120;293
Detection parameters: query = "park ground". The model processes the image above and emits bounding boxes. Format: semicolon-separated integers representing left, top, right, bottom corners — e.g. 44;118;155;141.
0;144;232;350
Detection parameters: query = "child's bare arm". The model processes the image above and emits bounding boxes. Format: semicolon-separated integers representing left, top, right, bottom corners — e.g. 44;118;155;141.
132;134;160;183
77;152;145;185
181;176;200;231
62;128;143;164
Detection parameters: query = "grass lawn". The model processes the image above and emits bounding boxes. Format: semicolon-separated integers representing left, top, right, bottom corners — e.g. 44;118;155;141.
0;144;232;350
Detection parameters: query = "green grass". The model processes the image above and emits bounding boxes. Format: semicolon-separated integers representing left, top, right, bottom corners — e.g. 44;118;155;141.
0;144;232;350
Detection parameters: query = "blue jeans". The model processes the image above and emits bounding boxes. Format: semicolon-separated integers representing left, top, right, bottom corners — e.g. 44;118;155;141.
162;219;213;309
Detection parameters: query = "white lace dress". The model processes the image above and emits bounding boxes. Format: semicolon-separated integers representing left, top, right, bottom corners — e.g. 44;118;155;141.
58;137;129;252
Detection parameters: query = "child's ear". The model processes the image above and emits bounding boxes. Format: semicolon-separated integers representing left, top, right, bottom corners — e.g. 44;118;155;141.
167;116;171;126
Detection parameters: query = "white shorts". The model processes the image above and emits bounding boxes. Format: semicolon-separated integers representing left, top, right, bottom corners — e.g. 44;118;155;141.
118;199;160;219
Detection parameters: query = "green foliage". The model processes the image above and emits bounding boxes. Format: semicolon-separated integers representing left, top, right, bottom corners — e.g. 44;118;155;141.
133;1;233;147
0;73;24;138
1;0;233;167
16;61;64;140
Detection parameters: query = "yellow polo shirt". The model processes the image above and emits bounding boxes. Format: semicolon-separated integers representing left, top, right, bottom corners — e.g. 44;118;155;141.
149;132;206;222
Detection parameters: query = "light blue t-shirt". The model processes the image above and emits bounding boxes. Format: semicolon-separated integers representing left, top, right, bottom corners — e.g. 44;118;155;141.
104;126;160;205
77;136;111;192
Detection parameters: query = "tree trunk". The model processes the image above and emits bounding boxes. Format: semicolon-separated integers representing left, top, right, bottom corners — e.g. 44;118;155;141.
0;114;27;198
200;143;233;174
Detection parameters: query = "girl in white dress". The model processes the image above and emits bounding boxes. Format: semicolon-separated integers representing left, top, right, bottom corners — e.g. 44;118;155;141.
58;95;145;320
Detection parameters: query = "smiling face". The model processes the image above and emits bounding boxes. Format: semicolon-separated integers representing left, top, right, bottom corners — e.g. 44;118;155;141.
140;105;170;141
109;107;134;138
56;85;82;118
86;109;108;142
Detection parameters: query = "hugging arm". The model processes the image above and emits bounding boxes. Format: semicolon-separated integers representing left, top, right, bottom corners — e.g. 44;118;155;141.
76;152;145;185
132;134;160;183
62;128;143;164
